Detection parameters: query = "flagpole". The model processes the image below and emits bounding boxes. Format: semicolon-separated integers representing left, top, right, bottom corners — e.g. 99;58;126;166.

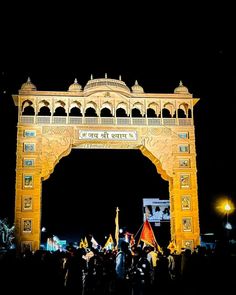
134;222;144;240
136;222;144;246
115;207;119;248
136;214;148;246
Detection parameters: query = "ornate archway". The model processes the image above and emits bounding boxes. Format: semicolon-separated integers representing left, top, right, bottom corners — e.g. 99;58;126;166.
12;77;200;252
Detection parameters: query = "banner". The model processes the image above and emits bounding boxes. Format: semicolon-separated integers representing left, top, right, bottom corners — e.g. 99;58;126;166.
143;198;170;223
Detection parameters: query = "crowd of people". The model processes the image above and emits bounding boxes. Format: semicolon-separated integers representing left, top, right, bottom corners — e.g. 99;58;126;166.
0;237;235;294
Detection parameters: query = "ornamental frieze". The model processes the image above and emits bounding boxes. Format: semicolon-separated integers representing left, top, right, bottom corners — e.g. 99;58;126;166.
42;126;74;136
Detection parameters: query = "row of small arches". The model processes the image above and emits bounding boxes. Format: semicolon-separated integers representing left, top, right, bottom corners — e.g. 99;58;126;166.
22;100;192;118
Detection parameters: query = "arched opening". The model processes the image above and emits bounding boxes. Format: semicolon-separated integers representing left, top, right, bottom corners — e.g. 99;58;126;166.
41;149;170;246
22;105;35;116
38;106;51;116
85;107;97;117
116;108;128;117
147;108;157;118
22;100;35;115
173;109;186;118
162;108;172;118
131;108;142;117
53;106;67;116
69;107;82;116
100;108;113;117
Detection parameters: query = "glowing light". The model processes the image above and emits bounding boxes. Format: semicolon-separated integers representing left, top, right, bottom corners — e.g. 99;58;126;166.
224;203;231;212
225;222;232;230
215;197;234;215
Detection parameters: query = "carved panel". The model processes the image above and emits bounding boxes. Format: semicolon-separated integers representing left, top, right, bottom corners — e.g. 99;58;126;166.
140;128;174;180
41;126;74;180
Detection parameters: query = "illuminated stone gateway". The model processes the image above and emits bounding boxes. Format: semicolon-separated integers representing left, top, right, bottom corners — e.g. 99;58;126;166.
12;76;200;252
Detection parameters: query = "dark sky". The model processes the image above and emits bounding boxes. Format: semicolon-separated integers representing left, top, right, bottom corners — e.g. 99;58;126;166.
0;4;236;244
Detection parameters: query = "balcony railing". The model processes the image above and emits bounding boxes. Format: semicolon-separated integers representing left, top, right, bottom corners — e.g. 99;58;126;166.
19;116;193;126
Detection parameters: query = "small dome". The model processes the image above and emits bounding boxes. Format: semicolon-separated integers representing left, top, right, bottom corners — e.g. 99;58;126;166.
68;78;82;91
174;81;189;94
20;77;37;91
131;80;144;93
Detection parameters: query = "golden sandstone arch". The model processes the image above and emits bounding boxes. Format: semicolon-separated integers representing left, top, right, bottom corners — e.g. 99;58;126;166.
12;76;200;252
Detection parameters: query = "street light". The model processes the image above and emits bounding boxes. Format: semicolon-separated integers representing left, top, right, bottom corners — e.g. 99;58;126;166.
215;197;234;241
224;203;232;230
224;203;231;220
216;198;234;216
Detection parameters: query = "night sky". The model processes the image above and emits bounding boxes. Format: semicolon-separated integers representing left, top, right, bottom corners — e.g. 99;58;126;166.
0;4;236;245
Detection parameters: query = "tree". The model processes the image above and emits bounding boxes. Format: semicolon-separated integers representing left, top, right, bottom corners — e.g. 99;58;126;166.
0;218;15;249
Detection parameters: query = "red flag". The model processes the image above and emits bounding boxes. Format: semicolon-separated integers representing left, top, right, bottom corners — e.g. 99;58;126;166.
139;220;157;248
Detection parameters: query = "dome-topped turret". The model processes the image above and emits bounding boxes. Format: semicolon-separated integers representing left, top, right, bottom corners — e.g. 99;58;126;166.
83;74;131;96
174;81;189;94
20;77;37;91
131;80;144;93
68;78;82;92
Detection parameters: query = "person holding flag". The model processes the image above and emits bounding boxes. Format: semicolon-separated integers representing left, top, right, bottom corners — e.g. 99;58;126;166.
124;231;134;244
138;219;162;253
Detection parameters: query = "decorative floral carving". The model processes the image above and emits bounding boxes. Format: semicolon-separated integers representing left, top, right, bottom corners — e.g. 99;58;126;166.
140;128;174;180
41;127;74;180
42;126;74;136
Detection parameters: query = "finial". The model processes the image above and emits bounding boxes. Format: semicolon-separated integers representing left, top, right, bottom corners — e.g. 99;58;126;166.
179;80;183;86
119;75;122;81
135;80;138;85
74;78;78;83
27;77;31;82
90;74;93;80
105;73;107;78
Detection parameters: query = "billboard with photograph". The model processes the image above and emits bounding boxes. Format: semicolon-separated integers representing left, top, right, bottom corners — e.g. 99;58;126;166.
143;198;170;223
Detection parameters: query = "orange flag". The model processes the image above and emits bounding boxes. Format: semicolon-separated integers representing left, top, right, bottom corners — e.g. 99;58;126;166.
139;220;157;248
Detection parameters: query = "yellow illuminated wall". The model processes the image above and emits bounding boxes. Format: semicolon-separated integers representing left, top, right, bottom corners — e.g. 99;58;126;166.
12;77;200;252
